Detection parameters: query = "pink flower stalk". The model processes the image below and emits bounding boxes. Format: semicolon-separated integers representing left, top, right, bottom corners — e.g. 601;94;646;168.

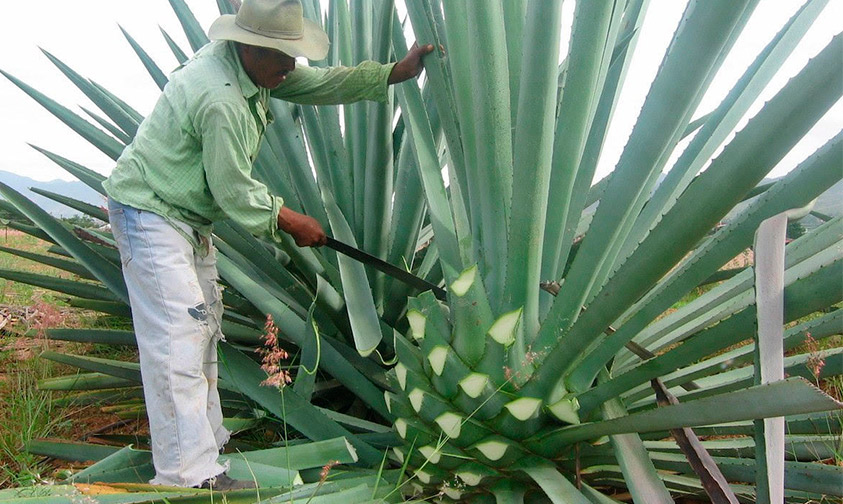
319;460;340;483
258;314;292;388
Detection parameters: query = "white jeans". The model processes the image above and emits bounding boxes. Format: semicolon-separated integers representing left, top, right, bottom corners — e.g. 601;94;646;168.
108;198;230;487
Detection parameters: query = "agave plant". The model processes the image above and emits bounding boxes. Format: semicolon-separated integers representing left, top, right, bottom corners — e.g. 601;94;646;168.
0;0;841;502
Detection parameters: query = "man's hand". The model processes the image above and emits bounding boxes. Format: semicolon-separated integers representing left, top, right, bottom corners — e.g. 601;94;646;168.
277;207;327;247
388;43;437;85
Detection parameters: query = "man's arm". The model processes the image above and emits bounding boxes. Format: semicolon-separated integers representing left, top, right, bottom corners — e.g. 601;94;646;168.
388;43;435;84
277;206;326;247
270;43;436;105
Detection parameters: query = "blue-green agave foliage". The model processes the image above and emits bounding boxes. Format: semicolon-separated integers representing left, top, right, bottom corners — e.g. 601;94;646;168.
1;0;841;502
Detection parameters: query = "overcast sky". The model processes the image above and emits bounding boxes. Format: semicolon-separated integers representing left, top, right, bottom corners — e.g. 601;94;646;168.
0;0;840;184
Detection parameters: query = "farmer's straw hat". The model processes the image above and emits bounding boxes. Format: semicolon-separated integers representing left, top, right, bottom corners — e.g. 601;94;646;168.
208;0;329;60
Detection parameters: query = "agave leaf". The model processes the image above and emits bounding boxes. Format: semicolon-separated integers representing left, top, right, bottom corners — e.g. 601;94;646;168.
611;187;842;375
503;0;564;336
265;103;329;226
40;48;142;139
66;298;132;318
26;439;121;463
360;0;394;305
0;70;125;160
529;378;842;452
753;213;787;502
441;1;481;248
216;240;309;319
578;2;764;310
69;446;154;484
515;457;592;504
643;434;842;461
625;210;840;368
0;245;95;280
628;350;843;412
532;37;843;396
539;0;618;293
83;107;132;144
462;0;512;305
217;342;383;465
45;329;136;346
501;0;525;123
393;76;461;279
221;459;301;488
402;1;469;237
38;372;136;391
650;454;843;498
160;27;190;65
0;268;118;302
28;187;108;222
41;350;141;382
167;0;209;52
29;145;107;194
322;189;382;356
0;182;128;302
216;253;389;418
578;251;842;414
224;437;359;470
539;0;759;348
546;15;643;317
601;394;673;504
615;0;829;269
625;309;843;401
385;126;426;282
51;388;143;408
120;26;168;91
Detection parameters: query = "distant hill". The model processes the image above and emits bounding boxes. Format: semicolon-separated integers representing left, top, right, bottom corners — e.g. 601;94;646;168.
0;170;104;218
812;178;843;217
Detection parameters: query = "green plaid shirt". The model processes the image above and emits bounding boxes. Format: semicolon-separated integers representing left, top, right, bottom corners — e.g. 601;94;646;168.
104;40;393;248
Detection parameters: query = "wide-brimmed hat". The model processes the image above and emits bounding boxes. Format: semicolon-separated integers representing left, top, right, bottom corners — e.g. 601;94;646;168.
208;0;329;60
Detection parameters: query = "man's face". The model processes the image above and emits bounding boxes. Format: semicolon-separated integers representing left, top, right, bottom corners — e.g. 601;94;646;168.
240;45;296;89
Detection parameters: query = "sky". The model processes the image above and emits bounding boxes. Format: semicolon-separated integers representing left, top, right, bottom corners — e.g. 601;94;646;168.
0;0;840;183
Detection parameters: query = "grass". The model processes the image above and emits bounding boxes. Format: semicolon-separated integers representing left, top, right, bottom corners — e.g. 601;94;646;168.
0;229;74;488
0;357;74;487
0;228;137;489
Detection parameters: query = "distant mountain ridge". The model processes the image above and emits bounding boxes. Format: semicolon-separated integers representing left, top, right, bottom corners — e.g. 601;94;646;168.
0;170;104;217
811;178;843;217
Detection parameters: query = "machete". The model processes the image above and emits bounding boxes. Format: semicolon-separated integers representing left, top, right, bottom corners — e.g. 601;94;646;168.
325;237;447;301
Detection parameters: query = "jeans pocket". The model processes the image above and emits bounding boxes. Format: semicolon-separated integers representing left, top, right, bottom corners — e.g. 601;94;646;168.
108;203;134;266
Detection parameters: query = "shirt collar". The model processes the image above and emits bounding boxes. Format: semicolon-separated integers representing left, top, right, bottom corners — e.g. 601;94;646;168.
226;41;260;100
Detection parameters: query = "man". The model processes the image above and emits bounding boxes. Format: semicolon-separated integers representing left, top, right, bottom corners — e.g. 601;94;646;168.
103;0;432;489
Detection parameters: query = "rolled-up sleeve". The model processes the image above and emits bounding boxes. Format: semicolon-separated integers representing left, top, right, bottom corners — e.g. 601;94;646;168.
270;61;396;105
196;100;282;238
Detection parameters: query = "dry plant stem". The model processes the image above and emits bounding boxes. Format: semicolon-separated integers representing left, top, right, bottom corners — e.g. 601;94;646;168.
651;378;739;504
